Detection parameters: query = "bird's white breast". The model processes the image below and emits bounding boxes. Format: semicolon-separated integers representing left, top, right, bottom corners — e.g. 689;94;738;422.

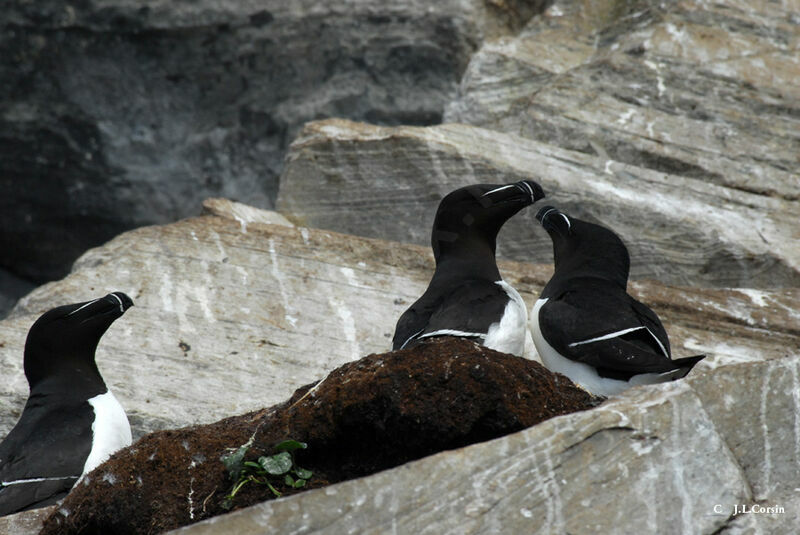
484;281;528;357
81;391;132;477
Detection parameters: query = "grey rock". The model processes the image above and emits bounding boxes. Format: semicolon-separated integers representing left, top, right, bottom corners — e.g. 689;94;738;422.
277;119;799;287
2;199;796;441
172;358;800;535
0;200;797;532
0;0;542;284
445;0;800;201
0;505;55;535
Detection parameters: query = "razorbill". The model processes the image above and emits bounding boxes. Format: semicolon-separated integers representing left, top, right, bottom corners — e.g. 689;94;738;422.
0;292;134;516
529;206;704;396
392;180;545;355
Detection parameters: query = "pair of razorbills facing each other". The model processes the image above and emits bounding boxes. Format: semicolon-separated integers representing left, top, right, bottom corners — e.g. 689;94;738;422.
392;180;704;397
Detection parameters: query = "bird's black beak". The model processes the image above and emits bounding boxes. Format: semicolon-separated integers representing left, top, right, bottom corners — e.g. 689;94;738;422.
536;205;572;236
480;180;544;206
106;292;134;313
536;205;558;223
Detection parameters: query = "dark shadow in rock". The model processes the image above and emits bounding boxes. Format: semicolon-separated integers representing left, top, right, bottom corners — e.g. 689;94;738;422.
40;337;600;535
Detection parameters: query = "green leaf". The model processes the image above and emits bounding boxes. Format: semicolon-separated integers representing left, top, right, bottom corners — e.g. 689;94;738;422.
294;479;307;489
284;474;295;486
294;467;313;480
221;444;249;478
259;452;292;475
274;439;307;453
243;461;263;471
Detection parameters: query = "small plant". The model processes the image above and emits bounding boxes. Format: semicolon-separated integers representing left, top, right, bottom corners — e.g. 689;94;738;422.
221;439;313;510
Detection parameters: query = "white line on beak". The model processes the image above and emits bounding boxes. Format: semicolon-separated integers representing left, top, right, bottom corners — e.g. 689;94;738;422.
481;184;516;197
109;293;125;313
66;298;101;317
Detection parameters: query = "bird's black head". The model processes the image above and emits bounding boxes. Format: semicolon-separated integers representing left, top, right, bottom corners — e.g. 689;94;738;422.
23;292;134;391
536;206;630;288
431;180;544;264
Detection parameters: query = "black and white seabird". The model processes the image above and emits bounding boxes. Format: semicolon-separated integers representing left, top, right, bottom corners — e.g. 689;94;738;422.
0;292;134;516
392;180;545;355
529;206;704;397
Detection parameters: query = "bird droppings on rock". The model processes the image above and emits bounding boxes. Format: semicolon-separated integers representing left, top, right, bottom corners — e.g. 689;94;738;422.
40;337;599;535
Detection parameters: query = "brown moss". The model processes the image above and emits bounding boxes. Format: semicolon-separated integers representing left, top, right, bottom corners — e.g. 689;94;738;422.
41;337;599;535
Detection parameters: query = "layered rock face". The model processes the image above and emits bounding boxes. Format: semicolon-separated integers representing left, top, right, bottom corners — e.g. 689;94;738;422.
278;119;799;287
277;0;800;288
0;202;797;534
0;0;540;289
1;0;799;533
2;201;795;442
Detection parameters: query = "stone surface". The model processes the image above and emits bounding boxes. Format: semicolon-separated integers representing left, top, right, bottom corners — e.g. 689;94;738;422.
172;357;800;535
445;0;800;200
0;505;54;535
0;0;544;289
0;199;796;533
2;200;797;444
2;199;798;441
40;337;598;534
277;119;799;288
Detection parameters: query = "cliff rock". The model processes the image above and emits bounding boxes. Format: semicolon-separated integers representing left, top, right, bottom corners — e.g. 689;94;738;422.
0;0;542;287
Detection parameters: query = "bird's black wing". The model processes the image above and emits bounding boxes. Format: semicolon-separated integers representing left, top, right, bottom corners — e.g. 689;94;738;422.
392;279;509;350
0;400;92;516
538;286;679;378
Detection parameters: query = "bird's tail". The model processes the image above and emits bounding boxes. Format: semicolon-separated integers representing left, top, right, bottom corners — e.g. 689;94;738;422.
658;354;706;380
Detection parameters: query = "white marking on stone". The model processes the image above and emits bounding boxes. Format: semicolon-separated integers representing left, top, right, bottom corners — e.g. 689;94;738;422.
631;439;657;456
300;227;310;245
736;288;770;307
81;391;132;478
484;280;527;356
671;400;693;533
330;296;359;360
616;109;635;125
268;238;298;328
234;215;247;234
604;160;615;174
790;361;800;483
643;60;667;97
760;364;773;498
236;266;248;285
